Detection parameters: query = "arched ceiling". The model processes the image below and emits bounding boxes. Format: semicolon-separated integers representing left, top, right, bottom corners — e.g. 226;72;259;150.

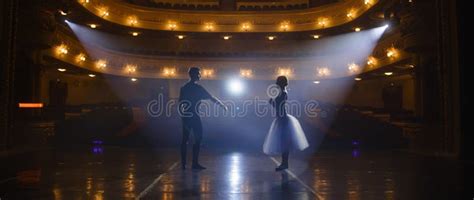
124;0;338;11
44;23;412;80
76;0;380;32
44;0;413;81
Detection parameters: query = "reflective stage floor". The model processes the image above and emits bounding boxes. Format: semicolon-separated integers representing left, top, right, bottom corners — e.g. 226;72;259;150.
1;146;473;199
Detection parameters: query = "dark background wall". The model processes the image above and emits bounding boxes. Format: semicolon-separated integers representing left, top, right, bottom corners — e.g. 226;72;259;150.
40;69;416;112
457;0;470;161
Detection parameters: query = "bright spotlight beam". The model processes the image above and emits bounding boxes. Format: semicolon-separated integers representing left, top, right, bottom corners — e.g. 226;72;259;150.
227;79;244;95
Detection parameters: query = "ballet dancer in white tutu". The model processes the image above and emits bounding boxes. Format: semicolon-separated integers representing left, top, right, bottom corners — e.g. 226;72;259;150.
263;76;309;171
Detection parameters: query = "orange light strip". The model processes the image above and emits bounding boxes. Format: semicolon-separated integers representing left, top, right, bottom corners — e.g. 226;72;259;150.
18;103;43;108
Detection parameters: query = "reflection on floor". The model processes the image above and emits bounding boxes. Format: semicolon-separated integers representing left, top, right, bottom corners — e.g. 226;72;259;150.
1;146;472;199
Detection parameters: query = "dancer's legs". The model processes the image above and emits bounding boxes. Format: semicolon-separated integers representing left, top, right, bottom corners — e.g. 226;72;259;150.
277;120;290;171
181;121;191;169
282;151;289;166
192;118;205;169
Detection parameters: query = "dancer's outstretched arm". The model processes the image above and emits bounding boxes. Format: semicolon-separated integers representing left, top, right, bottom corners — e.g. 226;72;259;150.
210;96;228;111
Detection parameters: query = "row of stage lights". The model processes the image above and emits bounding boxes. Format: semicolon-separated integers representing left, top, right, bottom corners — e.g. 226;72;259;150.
54;43;402;82
75;0;375;33
56;66;397;84
57;65;396;83
84;22;361;41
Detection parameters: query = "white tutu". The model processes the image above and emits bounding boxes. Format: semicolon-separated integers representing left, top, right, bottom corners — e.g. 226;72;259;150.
263;114;309;155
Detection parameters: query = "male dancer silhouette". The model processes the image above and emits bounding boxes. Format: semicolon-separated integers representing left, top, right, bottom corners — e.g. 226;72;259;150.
178;67;227;170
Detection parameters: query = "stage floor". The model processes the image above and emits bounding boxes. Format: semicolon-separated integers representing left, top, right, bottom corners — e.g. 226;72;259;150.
1;146;472;199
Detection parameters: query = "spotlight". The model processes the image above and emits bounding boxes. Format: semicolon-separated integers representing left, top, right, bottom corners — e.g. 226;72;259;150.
88;74;96;77
58;68;66;72
313;81;320;84
131;78;138;82
384;72;393;76
355;77;362;81
227;79;244;95
89;24;97;29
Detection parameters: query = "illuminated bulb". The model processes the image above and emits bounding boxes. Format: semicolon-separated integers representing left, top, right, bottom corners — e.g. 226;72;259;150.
312;35;320;39
96;60;107;69
88;74;96;77
101;10;109;17
240;69;252;78
318;18;329;28
313;81;320;84
385;72;393;76
317;67;331;77
202;69;214;77
367;56;377;66
223;36;231;40
278;68;291;76
163;68;176;76
268;36;275;41
388;48;398;58
355;77;362;81
280;22;290;31
241;23;251;31
58;68;66;72
131;32;139;36
75;53;86;63
348;63;360;74
177;35;185;39
89;24;97;29
59;10;68;16
387;51;394;58
128;16;138;26
386;47;398;58
55;44;68;55
60;47;68;54
168;23;177;30
126;65;137;73
205;23;214;31
131;78;137;82
355;27;361;32
347;10;355;19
